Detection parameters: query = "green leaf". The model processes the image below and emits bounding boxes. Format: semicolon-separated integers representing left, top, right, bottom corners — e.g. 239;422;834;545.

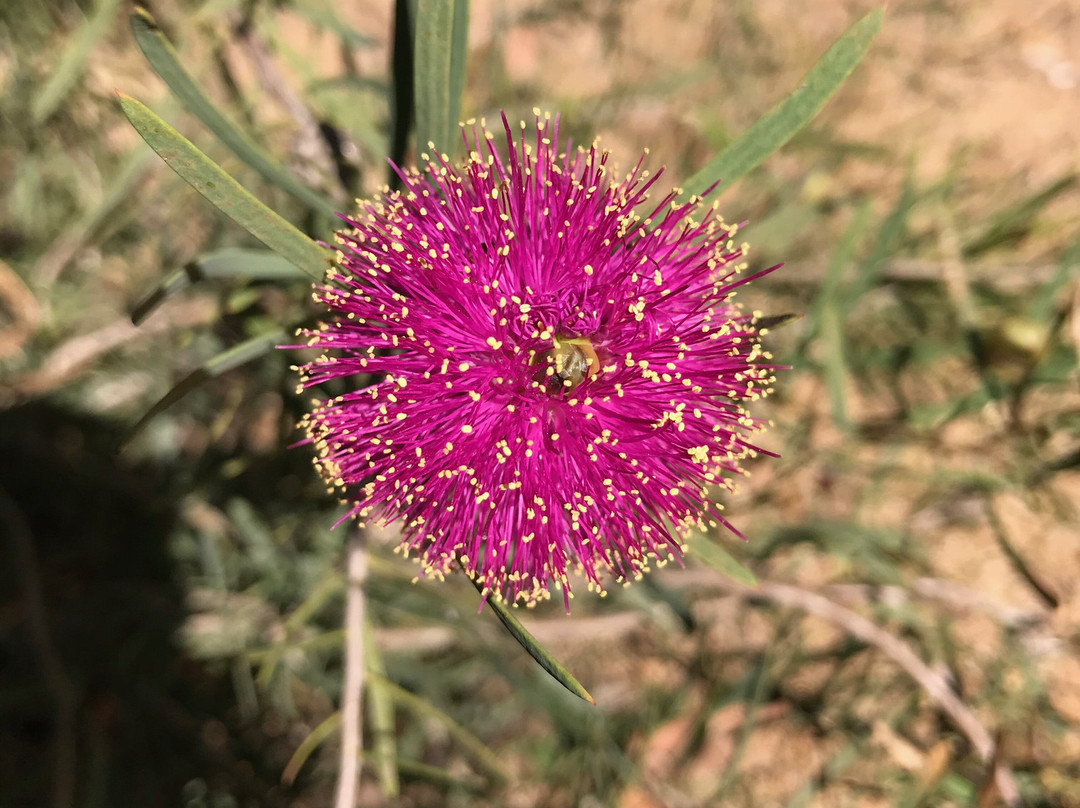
472;579;595;705
33;0;125;123
962;173;1077;258
817;203;872;433
363;619;400;799
118;93;332;280
369;672;508;783
119;328;290;451
1029;235;1080;323
38;145;155;285
847;173;918;304
290;0;379;51
129;7;339;219
281;711;341;785
685;532;758;586
413;0;469;157
680;7;884;202
255;570;346;689
131;248;307;326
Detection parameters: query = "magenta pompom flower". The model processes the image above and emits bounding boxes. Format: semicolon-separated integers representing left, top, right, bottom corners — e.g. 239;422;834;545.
298;111;778;607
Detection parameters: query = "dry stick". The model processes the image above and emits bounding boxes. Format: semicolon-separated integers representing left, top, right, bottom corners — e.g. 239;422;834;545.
0;259;40;359
334;531;368;808
736;580;1022;808
3;297;217;403
0;486;78;808
826;578;1047;632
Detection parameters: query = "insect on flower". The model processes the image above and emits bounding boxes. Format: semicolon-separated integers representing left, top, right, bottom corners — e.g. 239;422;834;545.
297;110;780;609
532;337;600;395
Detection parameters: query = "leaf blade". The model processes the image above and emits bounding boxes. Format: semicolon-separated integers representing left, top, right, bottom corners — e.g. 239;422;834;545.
129;7;339;218
118;93;331;280
685;532;758;586
414;0;467;157
119;328;290;451
33;0;125;123
472;579;595;705
369;672;508;783
681;7;884;202
363;619;401;799
130;248;307;326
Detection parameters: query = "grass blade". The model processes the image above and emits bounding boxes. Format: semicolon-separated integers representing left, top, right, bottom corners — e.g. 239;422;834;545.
369;672;508;783
818;204;872;433
962;174;1077;258
281;711;341;785
1029;235;1080;323
131;248;307;325
290;0;378;51
414;0;468;157
363;618;400;799
471;578;595;705
255;570;346;689
847;175;918;304
119;328;290;450
680;7;883;202
118;93;331;280
33;0;125;123
130;7;339;218
685;532;758;586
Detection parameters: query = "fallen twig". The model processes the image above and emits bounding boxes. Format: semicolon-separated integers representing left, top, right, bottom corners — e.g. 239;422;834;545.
727;579;1023;808
3;297;216;403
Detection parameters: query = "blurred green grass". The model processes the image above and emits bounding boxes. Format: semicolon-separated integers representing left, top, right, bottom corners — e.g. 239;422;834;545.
1;1;1079;807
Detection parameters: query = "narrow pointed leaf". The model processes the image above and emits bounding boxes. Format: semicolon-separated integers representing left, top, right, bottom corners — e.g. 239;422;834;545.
131;248;307;325
755;312;803;332
685;532;758;586
847;174;917;304
118;93;331;280
472;578;595;705
681;7;883;202
256;570;345;689
363;619;400;799
962;173;1077;258
33;0;125;123
120;328;289;450
130;7;339;218
818;203;872;432
1029;235;1080;323
414;0;468;157
368;672;507;783
290;1;379;50
281;711;341;785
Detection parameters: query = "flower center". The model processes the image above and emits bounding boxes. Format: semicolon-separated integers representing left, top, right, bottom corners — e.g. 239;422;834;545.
532;337;601;396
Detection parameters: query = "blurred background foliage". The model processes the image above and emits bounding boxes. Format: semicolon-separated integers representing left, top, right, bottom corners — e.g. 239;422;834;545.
1;1;1079;807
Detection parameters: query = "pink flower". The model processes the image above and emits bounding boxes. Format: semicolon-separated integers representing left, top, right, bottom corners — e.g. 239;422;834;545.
299;112;778;607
